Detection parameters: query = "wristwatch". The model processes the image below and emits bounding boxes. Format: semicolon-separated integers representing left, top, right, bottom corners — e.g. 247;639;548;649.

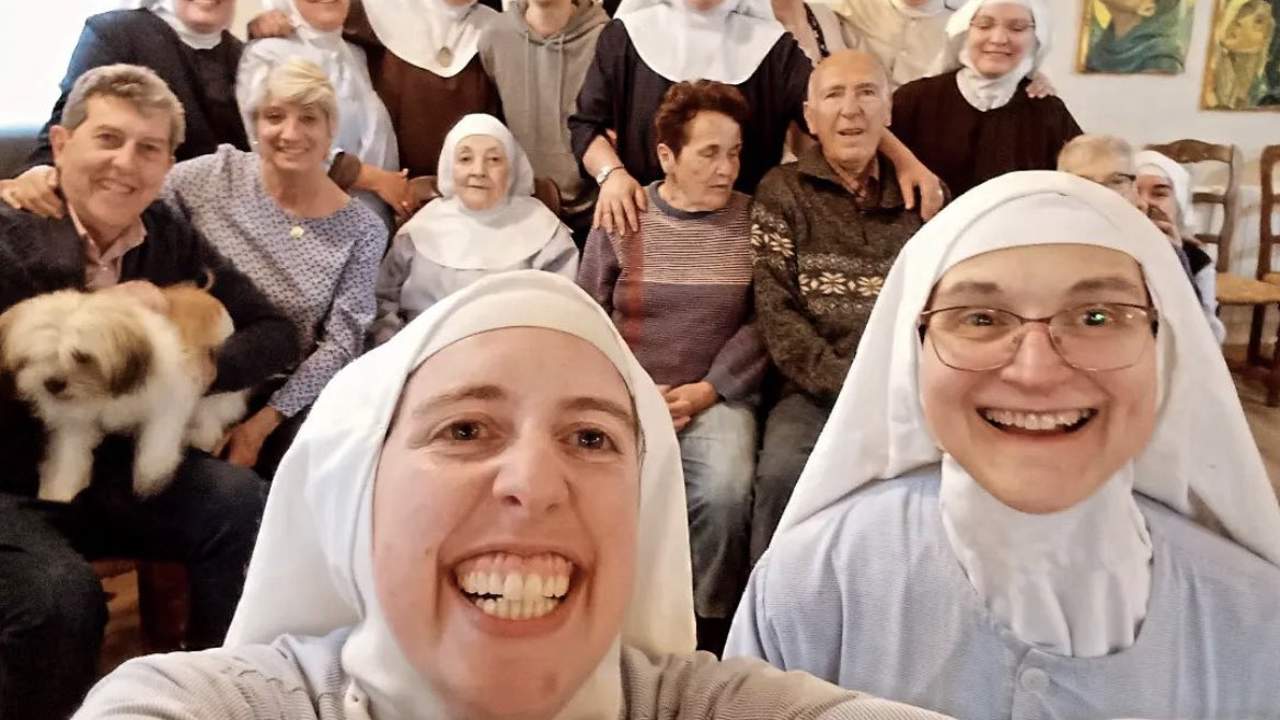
595;164;622;186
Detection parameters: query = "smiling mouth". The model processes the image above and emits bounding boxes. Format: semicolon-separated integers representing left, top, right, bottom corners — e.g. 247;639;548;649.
453;552;575;621
979;408;1097;435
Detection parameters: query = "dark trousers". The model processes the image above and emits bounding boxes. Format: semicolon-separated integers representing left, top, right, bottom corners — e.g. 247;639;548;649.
0;448;266;719
749;393;831;565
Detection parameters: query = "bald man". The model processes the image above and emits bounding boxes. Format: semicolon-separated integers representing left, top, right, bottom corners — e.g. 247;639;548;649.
748;50;926;562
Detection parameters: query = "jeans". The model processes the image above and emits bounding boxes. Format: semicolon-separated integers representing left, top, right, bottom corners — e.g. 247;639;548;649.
749;393;831;565
0;447;266;719
678;401;757;619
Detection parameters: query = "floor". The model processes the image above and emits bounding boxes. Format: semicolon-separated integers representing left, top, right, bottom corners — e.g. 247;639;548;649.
98;373;1280;675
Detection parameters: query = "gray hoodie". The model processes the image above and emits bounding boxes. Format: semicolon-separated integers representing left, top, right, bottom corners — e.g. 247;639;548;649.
479;0;608;213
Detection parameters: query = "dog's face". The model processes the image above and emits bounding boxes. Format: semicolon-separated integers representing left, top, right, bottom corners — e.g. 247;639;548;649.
0;290;153;407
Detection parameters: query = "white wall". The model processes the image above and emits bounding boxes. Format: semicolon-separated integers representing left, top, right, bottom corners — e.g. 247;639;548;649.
1044;0;1278;182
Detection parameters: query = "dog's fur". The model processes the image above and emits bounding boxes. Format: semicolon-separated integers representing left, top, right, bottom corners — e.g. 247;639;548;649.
0;285;248;502
161;284;249;452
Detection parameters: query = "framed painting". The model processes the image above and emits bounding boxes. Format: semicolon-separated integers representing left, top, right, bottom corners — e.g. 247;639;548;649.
1202;0;1280;109
1077;0;1196;74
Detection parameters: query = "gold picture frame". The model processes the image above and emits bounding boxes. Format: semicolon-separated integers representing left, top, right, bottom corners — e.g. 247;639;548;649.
1077;0;1196;75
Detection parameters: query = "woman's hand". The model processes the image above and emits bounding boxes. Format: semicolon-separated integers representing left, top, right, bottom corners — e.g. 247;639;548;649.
247;10;295;39
1025;72;1057;99
0;165;64;218
896;161;945;220
657;382;718;432
214;406;283;468
593;168;646;236
370;168;413;220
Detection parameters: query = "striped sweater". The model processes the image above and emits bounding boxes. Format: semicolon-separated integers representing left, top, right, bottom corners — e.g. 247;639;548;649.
578;182;766;402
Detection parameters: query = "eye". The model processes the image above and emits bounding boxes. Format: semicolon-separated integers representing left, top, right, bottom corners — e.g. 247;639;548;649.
570;427;617;453
443;420;484;442
958;310;999;327
1078;307;1116;327
72;350;93;365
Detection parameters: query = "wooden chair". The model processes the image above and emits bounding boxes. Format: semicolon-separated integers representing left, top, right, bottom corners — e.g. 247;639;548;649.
1241;145;1280;405
1148;141;1280;405
1145;139;1238;271
93;559;188;653
405;176;563;219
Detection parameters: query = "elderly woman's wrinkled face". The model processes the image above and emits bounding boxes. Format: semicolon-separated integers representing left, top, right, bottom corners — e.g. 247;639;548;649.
453;135;511;212
657;111;742;212
295;0;350;32
965;3;1036;78
256;100;333;173
173;0;235;34
373;327;640;720
919;244;1158;514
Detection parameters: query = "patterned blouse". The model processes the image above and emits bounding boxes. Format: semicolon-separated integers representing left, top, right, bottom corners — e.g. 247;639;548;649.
162;146;386;416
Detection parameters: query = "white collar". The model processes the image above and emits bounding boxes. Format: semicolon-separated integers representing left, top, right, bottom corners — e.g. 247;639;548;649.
363;0;496;77
127;0;226;49
616;0;786;84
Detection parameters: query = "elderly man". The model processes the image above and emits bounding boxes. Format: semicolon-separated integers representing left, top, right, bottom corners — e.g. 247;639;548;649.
0;65;297;719
748;50;923;563
1057;136;1224;343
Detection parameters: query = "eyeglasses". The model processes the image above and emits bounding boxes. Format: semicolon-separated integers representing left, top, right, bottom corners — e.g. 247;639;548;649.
969;17;1035;34
1097;172;1136;193
918;303;1158;372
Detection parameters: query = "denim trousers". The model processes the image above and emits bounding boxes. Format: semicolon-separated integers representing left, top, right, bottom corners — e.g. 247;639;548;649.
749;393;831;565
678;400;757;619
0;446;266;719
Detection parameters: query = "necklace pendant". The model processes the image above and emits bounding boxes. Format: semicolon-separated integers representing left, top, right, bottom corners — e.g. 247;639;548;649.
437;46;454;66
290;225;305;239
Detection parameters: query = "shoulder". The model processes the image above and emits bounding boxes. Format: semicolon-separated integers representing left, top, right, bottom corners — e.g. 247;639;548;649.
85;9;154;33
1142;498;1280;598
754;163;803;203
79;632;347;718
599;18;633;48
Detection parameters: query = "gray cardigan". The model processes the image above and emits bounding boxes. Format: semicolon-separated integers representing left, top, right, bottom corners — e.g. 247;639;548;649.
73;631;952;719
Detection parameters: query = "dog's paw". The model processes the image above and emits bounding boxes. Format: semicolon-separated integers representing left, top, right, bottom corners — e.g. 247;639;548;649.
37;480;84;503
132;453;181;499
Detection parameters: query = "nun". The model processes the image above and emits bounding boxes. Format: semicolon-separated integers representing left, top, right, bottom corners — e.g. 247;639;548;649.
569;0;943;236
1;0;247;218
72;271;953;720
369;115;577;346
726;171;1280;717
889;0;1081;196
237;0;407;222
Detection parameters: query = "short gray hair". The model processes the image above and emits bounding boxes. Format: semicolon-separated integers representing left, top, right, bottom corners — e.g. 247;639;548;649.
61;64;186;152
1057;134;1133;175
250;58;339;130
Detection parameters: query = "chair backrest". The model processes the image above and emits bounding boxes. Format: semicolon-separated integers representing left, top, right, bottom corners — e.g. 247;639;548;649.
1260;145;1279;280
405;176;563;218
1144;139;1238;273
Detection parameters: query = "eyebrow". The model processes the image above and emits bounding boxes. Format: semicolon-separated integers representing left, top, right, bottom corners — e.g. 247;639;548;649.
936;275;1144;298
937;280;1000;296
411;384;507;417
562;396;637;431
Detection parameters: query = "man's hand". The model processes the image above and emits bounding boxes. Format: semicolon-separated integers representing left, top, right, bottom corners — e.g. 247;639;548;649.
592;168;646;236
1147;206;1182;248
213;406;283;468
0;165;64;218
896;160;945;221
247;10;295;39
1025;71;1057;99
100;280;170;314
656;382;718;433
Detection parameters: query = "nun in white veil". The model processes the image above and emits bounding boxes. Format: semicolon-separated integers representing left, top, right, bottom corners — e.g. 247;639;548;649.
237;0;405;220
888;0;1081;196
73;271;953;720
726;170;1280;718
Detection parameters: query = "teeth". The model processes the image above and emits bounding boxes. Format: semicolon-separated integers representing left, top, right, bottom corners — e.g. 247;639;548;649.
981;408;1094;431
473;595;561;620
455;552;575;616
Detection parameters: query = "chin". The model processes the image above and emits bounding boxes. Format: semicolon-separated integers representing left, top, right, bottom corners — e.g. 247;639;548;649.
0;285;245;504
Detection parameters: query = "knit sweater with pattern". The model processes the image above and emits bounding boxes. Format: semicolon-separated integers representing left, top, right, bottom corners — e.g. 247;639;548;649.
751;148;922;402
578;182;766;403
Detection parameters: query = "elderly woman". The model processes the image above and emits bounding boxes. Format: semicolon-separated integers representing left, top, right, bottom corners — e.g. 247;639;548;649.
890;0;1080;197
570;0;943;237
727;171;1280;717
0;0;246;217
369;114;577;346
162;59;385;474
237;0;408;222
579;80;766;652
71;271;952;720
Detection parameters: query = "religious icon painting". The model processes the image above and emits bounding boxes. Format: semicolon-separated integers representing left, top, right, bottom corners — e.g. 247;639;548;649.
1202;0;1280;109
1077;0;1196;74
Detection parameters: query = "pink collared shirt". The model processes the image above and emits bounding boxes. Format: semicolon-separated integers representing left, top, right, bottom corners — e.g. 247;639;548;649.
69;205;147;290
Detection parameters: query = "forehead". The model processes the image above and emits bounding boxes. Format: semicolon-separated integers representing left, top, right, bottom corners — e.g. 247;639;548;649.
813;59;882;91
456;134;505;155
683;111;742;144
934;244;1146;301
79;95;172;141
974;2;1034;21
1136;173;1173;190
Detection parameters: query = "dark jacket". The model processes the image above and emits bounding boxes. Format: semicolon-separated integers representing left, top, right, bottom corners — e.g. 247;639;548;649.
0;202;298;496
25;9;248;169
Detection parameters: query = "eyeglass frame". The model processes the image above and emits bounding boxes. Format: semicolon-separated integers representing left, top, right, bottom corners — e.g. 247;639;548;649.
968;17;1036;34
916;302;1160;372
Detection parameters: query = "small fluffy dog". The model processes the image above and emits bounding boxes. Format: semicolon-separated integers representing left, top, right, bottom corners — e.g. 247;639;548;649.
162;284;249;452
0;284;246;502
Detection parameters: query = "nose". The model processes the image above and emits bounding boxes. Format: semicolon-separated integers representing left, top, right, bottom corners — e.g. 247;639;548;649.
988;25;1010;44
491;433;569;517
998;324;1075;387
44;378;67;395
